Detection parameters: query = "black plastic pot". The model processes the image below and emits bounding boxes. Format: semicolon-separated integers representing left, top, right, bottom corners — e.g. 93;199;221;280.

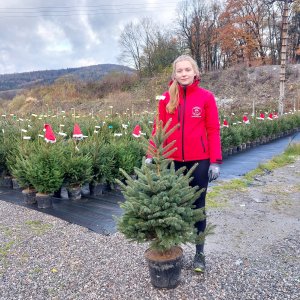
36;193;52;209
67;185;82;201
53;187;62;198
0;176;13;188
22;188;37;205
12;178;21;190
144;246;183;289
89;182;106;196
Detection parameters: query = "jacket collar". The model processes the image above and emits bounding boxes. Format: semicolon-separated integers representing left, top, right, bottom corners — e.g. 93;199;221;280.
175;79;200;95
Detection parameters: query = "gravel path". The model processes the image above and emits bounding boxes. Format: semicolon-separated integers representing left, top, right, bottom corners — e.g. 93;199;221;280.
0;159;299;299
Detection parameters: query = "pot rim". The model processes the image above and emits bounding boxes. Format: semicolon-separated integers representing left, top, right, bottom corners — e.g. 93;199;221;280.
144;246;183;262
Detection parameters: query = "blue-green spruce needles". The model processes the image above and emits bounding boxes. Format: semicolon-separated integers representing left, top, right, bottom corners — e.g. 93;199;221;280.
116;119;214;253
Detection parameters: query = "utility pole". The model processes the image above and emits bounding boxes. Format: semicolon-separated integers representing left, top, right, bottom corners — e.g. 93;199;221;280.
267;0;294;115
279;0;291;115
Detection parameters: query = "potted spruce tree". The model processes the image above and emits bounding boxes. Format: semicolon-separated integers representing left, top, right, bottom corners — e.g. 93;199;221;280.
10;143;37;205
80;138;115;196
116;119;213;289
26;143;65;209
0;129;18;188
62;142;93;201
90;143;115;195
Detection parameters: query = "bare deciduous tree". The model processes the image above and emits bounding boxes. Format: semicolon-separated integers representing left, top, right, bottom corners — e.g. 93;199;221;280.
118;22;143;74
176;0;209;70
176;0;223;71
119;18;181;76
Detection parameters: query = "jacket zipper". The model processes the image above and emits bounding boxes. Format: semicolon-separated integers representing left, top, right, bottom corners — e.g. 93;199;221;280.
182;87;187;161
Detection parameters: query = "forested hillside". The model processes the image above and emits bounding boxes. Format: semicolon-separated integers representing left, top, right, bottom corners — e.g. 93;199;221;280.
0;63;299;116
0;64;135;92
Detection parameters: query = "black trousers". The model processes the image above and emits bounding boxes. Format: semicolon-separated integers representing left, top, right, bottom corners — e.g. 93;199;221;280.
174;159;210;235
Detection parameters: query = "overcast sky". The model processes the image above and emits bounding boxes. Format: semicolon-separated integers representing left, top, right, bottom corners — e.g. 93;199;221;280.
0;0;181;74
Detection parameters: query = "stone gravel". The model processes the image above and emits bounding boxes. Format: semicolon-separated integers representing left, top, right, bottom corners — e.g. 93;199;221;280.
0;159;299;300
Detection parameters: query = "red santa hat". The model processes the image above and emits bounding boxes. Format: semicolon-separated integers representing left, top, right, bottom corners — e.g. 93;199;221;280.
273;112;278;119
73;123;83;139
223;119;229;128
267;113;273;120
132;124;141;138
44;124;56;143
257;112;265;120
242;115;250;124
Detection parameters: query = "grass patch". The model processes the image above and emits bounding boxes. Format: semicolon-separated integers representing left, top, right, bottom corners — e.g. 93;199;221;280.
25;220;53;235
207;179;248;208
206;193;226;208
208;142;300;207
243;168;265;182
222;179;248;190
0;240;15;261
244;142;300;182
0;225;13;237
262;155;295;171
284;142;300;155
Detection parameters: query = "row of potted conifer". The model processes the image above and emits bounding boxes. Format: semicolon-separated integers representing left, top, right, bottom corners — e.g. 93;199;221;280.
221;113;300;156
0;112;299;208
0;128;144;208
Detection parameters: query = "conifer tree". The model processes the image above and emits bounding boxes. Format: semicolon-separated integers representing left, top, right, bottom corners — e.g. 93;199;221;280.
116;118;213;253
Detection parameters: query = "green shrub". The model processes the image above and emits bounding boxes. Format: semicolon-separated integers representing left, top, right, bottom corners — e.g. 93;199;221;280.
26;143;65;194
62;142;93;188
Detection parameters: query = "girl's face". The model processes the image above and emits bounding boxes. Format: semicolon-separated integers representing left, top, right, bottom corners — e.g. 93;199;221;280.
174;60;196;86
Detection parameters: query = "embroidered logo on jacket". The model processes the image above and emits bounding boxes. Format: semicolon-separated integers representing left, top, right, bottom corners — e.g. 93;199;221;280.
192;106;202;118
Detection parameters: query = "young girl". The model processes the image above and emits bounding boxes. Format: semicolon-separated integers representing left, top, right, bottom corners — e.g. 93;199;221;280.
146;54;222;272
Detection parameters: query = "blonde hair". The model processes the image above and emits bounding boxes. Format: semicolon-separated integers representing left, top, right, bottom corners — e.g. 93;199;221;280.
167;55;200;114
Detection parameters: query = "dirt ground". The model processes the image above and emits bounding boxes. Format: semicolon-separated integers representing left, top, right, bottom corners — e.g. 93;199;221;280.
206;157;300;256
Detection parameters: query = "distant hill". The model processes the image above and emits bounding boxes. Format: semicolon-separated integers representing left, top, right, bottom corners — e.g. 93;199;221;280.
0;64;135;93
1;63;299;116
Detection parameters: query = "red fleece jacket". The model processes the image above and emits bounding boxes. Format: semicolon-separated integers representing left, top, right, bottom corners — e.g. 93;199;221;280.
149;80;222;164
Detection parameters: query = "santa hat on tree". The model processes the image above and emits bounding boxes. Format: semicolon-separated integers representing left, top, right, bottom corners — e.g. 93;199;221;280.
242;115;250;124
132;124;141;138
44;124;56;143
267;113;273;120
223;119;229;128
257;112;265;120
73;123;83;139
